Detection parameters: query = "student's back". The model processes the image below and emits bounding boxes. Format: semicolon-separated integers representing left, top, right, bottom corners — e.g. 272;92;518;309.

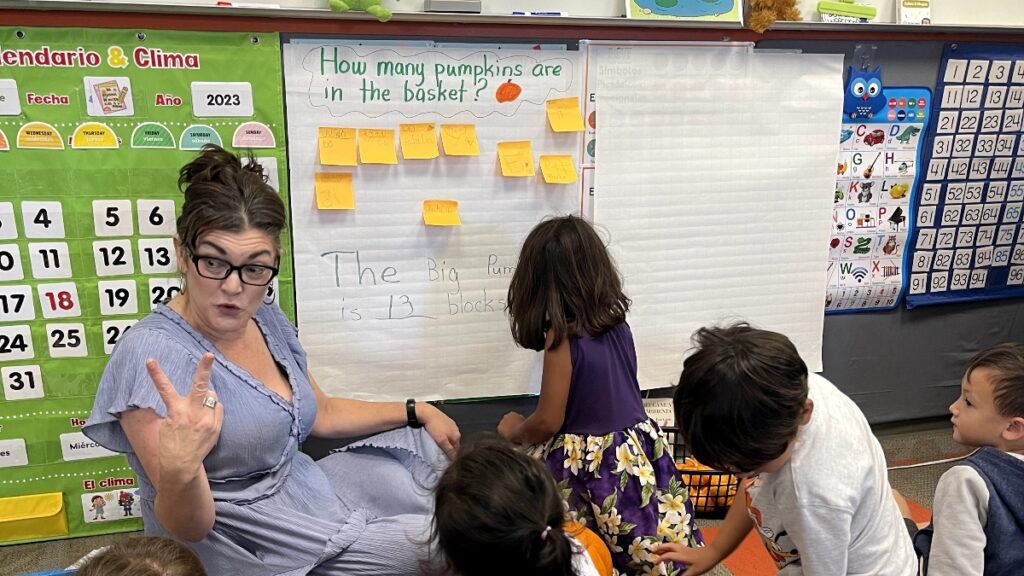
658;323;916;575
497;215;703;575
560;322;646;435
747;374;916;575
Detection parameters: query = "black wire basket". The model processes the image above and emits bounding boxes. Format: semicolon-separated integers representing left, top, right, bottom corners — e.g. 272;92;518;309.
663;425;739;520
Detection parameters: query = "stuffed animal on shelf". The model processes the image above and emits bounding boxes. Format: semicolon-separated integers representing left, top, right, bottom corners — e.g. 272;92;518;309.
747;0;803;33
329;0;392;22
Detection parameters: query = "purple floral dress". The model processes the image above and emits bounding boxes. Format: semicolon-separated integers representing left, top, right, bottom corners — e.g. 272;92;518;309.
526;324;703;576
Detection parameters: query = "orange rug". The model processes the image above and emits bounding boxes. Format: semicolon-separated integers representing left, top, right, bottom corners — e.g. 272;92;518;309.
699;500;931;576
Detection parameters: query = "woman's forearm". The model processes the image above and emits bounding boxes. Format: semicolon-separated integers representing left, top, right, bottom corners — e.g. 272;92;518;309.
155;464;216;542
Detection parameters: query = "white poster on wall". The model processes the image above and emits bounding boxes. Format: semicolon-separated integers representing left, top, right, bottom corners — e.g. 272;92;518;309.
592;45;842;386
283;41;583;401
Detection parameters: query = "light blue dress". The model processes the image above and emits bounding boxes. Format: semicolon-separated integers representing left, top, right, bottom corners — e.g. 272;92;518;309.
84;304;446;576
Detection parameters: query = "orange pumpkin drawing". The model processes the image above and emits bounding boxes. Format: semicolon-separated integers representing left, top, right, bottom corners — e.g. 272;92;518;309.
495;80;522;103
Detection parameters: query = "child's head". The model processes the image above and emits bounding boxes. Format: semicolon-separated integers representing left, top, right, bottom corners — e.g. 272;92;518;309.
674;323;811;475
950;343;1024;450
507;215;629;351
433;439;574;576
76;537;206;576
91;495;105;505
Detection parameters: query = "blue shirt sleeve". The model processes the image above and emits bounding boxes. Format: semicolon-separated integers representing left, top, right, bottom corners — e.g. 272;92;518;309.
83;324;200;454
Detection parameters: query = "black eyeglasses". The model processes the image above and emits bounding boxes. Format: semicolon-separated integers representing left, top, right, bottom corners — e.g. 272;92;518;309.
190;254;279;286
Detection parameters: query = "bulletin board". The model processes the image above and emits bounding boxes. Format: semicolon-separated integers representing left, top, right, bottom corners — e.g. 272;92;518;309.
906;43;1024;308
826;86;931;314
283;39;584;401
0;26;290;544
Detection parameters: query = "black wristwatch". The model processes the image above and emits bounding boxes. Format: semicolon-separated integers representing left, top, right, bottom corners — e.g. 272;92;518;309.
406;398;423;428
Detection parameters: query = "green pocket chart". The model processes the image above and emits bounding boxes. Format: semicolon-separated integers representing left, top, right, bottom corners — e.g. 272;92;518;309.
0;26;291;544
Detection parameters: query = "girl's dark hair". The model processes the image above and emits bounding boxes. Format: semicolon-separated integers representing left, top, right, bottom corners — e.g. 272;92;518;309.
507;215;630;351
965;342;1024;419
76;537;206;576
177;144;286;256
674;323;808;474
433;439;575;576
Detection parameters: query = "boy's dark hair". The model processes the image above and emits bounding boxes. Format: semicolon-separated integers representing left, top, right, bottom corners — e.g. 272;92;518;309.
507;215;630;351
177;144;286;257
76;537;206;576
433;438;575;576
965;342;1024;419
674;323;809;474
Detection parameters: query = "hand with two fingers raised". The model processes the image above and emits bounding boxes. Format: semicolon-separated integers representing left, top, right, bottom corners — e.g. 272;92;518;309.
146;352;224;480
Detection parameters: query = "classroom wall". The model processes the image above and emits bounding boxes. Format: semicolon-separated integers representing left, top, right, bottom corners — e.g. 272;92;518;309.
125;0;1024;27
402;35;1024;437
5;5;1024;438
763;38;1024;423
303;291;1024;460
794;0;1024;26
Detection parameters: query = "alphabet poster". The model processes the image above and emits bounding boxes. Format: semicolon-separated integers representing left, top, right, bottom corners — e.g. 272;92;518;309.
0;27;289;544
826;85;931;313
283;41;583;401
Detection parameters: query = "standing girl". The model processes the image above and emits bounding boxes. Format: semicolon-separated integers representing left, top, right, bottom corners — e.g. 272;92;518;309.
498;215;703;575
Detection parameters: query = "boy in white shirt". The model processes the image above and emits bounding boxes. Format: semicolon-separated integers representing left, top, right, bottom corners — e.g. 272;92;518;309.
912;343;1024;576
656;323;917;575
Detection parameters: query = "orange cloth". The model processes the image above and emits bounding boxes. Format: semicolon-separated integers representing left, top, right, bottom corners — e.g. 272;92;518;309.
565;521;613;576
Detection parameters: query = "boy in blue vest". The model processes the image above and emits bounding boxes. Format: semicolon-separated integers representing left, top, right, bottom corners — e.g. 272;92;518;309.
914;343;1024;576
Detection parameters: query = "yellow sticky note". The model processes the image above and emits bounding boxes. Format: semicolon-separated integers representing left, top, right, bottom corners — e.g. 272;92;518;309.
497;141;536;177
318;127;357;166
423;200;461;226
314;172;355;210
358;128;398;164
440;124;480;156
540;155;578;184
546;97;585;132
399;123;439;160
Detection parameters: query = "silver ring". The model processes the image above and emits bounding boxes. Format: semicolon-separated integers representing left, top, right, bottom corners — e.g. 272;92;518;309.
203;396;217;409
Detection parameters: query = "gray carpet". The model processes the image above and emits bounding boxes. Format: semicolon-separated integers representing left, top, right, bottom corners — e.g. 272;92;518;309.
2;418;963;575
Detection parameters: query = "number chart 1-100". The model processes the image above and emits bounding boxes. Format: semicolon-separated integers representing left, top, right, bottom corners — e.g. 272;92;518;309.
907;43;1024;308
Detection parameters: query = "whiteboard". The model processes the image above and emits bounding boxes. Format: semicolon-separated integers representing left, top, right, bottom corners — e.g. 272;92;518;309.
591;43;843;386
283;41;583;400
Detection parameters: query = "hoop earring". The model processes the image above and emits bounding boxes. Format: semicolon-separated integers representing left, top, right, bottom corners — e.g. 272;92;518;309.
263;284;276;305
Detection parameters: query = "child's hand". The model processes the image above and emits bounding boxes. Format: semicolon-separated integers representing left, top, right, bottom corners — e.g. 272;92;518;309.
651;542;719;576
497;411;526;441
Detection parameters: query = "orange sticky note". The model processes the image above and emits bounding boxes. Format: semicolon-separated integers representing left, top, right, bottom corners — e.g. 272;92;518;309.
546;97;585;132
399;123;439;160
358;128;398;164
539;155;578;184
440;124;480;156
314;172;354;210
423;200;461;226
497;141;536;177
318;127;357;166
